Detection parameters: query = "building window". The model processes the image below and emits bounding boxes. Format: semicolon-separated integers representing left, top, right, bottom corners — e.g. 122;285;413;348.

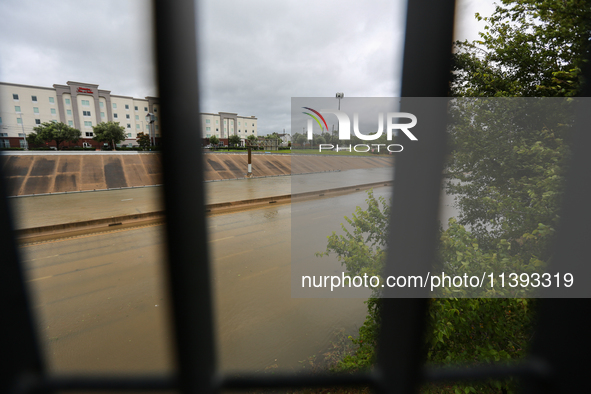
83;110;91;116
206;134;211;138
127;124;131;128
16;118;22;124
156;134;160;137
127;133;132;138
32;95;37;102
0;117;2;124
154;116;158;121
68;120;73;126
81;100;90;106
84;121;92;127
51;120;57;123
136;124;140;129
18;133;25;137
13;94;19;100
126;114;130;119
154;107;158;113
206;119;211;124
144;107;148;111
33;107;39;114
67;109;72;116
216;128;219;131
134;106;138;111
135;115;139;120
114;113;118;118
146;125;150;130
49;97;55;103
65;98;71;105
51;108;56;114
1;139;10;148
155;125;159;130
216;120;219;124
113;103;117;109
0;133;7;137
85;132;93;137
206;127;211;131
101;112;105;118
125;104;129;110
15;106;21;113
35;119;41;125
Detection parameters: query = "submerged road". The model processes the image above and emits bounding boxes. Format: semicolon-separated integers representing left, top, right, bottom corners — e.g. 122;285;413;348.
20;188;391;374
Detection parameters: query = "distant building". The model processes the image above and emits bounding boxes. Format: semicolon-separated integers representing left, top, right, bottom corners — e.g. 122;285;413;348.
0;81;257;148
277;132;291;146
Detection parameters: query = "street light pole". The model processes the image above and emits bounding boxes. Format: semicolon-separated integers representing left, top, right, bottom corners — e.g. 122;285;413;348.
18;113;28;150
335;93;344;150
146;113;155;147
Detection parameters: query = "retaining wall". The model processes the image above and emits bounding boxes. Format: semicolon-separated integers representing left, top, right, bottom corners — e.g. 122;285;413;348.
1;153;393;196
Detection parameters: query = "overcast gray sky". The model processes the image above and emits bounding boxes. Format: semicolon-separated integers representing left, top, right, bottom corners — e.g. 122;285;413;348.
0;0;496;136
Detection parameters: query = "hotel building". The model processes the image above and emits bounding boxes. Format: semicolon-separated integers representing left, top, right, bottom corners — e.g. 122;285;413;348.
0;81;257;148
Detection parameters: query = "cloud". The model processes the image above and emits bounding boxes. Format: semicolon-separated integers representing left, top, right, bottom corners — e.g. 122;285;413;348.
1;0;492;135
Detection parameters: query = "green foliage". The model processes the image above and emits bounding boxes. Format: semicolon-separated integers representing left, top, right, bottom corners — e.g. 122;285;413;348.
228;134;241;146
452;0;591;97
208;135;220;145
92;121;126;149
31;122;81;150
316;190;389;283
446;98;572;257
317;2;590;393
136;132;151;150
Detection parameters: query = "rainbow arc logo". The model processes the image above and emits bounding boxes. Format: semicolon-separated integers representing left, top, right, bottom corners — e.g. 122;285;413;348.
302;107;328;132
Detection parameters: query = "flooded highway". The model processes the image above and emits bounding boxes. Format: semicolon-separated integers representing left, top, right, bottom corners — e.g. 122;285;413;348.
13;165;458;375
18;189;388;375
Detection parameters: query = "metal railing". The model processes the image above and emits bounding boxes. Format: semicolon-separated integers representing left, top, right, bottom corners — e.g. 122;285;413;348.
2;0;591;393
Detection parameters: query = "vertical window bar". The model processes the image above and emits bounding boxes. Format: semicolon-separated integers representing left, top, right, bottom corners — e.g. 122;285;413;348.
153;1;216;394
523;56;591;394
0;167;46;391
376;1;456;394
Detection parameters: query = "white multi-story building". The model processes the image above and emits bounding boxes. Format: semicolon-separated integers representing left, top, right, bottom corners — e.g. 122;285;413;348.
200;112;258;141
0;81;257;148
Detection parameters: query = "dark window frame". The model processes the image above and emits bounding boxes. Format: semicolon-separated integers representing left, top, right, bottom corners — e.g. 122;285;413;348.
1;1;590;393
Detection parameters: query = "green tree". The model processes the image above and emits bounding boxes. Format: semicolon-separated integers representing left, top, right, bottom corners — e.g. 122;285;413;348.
209;135;220;146
136;132;151;150
92;121;126;150
452;0;591;97
228;134;241;146
246;134;257;145
320;2;590;392
295;134;308;146
32;122;81;150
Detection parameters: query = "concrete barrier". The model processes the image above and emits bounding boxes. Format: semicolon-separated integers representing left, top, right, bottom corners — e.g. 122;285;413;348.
15;180;392;243
1;152;393;196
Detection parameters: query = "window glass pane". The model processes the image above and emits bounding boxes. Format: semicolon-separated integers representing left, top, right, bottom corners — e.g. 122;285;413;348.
49;97;55;103
65;98;71;105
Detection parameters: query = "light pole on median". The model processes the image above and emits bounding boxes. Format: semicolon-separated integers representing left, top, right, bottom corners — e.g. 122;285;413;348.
18;113;28;150
146;113;155;147
335;92;344;150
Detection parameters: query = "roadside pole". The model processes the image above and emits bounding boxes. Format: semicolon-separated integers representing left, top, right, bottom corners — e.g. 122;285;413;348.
247;145;253;178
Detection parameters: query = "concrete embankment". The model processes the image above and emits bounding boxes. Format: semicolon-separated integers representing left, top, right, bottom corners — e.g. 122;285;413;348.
1;152;393;196
11;167;394;243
